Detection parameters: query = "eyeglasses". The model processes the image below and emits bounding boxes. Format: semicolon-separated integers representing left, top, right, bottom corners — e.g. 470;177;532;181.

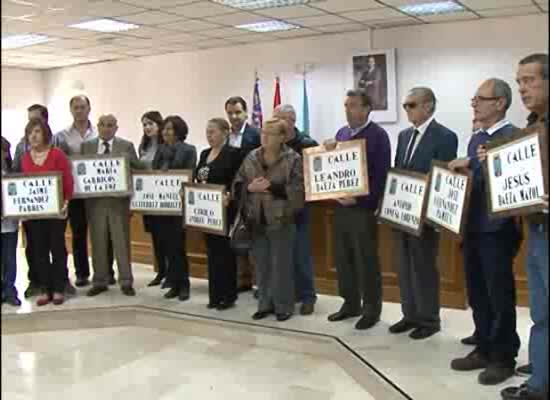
470;96;500;103
402;102;418;110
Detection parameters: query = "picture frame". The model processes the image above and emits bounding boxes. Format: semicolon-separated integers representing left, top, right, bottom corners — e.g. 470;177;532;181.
349;48;397;123
1;172;64;220
377;168;429;237
483;129;548;219
70;154;132;199
424;160;473;238
182;183;227;236
303;139;369;202
130;169;193;215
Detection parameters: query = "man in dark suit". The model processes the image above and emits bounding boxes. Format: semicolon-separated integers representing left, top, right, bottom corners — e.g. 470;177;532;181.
391;87;458;340
449;79;522;386
225;96;261;293
82;115;141;297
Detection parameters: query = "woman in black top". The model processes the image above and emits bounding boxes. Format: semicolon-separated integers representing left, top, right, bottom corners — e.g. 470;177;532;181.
150;115;197;301
195;118;243;310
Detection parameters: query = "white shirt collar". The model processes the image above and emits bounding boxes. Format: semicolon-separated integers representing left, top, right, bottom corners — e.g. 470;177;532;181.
486;119;511;136
413;115;435;135
349;117;371;137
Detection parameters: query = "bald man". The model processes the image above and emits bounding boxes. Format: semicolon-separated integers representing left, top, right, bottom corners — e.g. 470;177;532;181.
81;115;141;297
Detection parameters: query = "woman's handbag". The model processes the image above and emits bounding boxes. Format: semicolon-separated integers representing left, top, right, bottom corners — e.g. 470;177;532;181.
229;184;252;256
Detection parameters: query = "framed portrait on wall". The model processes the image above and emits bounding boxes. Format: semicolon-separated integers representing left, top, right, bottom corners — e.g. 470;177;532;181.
349;48;397;123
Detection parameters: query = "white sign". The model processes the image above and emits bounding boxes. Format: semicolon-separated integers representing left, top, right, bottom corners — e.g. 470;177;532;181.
1;173;63;219
425;164;471;236
131;171;191;215
486;132;546;216
378;169;428;236
71;155;131;198
303;140;369;202
183;184;226;236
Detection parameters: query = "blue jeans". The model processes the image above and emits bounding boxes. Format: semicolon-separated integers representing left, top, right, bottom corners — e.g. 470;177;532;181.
293;206;317;305
1;231;19;299
526;223;548;392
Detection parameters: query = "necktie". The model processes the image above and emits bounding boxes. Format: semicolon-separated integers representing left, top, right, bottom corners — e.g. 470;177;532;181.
404;129;419;166
103;141;110;154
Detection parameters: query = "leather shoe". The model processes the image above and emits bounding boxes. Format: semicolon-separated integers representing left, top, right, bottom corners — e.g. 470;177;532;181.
327;308;361;322
252;310;274;320
461;334;478;346
276;313;292;322
65;282;77;296
121;286;136;296
4;296;21;306
109;276;116;286
389;319;416;334
355;315;380;330
147;275;164;287
24;283;41;298
451;350;489;371
207;302;219;309
75;277;90;287
217;302;235;311
178;288;190;302
516;364;533;376
300;303;315;316
87;286;108;297
409;326;440;340
478;364;515;385
161;280;170;289
501;383;547;400
164;288;179;299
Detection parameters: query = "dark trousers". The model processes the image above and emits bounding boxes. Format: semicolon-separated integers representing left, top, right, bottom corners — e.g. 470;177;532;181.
26;219;68;293
206;234;237;305
395;228;441;329
333;207;382;317
2;231;18;299
68;199;114;280
149;216;189;290
22;221;39;285
463;229;521;366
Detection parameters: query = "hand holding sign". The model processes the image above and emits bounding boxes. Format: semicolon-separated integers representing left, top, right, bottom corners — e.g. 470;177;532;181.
223;191;231;208
323;139;338;151
542;194;549;214
248;177;270;193
448;158;470;174
336;196;357;206
477;144;487;163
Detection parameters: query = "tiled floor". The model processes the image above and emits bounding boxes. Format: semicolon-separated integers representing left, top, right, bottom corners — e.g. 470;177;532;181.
2;250;532;400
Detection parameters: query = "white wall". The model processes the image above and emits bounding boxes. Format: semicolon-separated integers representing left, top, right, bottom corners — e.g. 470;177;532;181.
36;14;550;159
1;67;45;155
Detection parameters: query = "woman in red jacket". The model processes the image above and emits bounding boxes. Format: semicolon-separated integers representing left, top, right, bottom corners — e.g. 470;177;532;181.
21;118;74;306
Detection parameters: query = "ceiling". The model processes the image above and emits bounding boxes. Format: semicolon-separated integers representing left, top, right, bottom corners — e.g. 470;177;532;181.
2;0;548;70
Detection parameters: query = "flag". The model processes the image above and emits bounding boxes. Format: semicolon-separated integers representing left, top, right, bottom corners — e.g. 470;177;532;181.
251;73;263;129
302;74;310;136
273;76;281;109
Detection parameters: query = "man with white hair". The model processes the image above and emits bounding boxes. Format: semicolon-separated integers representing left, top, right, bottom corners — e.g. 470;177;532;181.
273;104;318;315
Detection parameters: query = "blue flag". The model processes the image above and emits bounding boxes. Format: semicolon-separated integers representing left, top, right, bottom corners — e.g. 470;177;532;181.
302;76;310;136
251;75;263;129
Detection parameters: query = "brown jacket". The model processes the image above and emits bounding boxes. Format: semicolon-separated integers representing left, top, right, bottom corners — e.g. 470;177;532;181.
232;145;304;228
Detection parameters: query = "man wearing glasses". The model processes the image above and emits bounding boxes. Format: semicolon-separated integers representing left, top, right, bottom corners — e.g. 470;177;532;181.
449;79;522;386
389;87;457;340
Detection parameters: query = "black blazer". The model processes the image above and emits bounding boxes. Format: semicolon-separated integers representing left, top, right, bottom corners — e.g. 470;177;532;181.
394;119;458;174
152;141;197;170
239;123;261;156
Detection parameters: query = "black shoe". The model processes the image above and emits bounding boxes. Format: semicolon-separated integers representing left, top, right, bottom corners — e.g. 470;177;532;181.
276;313;292;322
252;310;274;320
207;302;219;309
355;314;380;330
327;308;361;322
516;364;533;376
147;275;164;287
217;302;235;311
164;288;179;299
461;334;478;346
178;288;190;302
389;319;416;334
65;282;77;296
238;284;253;293
299;303;315;316
121;286;136;296
87;286;108;297
451;350;489;371
501;383;547;400
4;296;21;306
161;280;170;289
109;276;116;286
409;326;440;340
24;283;41;298
478;364;515;385
75;277;90;287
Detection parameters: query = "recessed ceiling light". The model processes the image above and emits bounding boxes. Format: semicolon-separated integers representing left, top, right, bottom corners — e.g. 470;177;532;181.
212;0;322;11
1;34;56;49
399;1;463;16
69;18;139;33
236;20;300;32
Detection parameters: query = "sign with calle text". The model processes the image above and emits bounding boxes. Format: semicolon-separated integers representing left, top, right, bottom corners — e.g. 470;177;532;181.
131;170;192;215
183;183;227;236
71;154;132;198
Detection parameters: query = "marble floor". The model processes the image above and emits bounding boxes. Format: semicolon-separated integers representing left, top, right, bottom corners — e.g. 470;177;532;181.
2;249;533;400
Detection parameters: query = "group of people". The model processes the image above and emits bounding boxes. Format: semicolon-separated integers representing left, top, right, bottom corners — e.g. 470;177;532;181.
1;53;548;400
